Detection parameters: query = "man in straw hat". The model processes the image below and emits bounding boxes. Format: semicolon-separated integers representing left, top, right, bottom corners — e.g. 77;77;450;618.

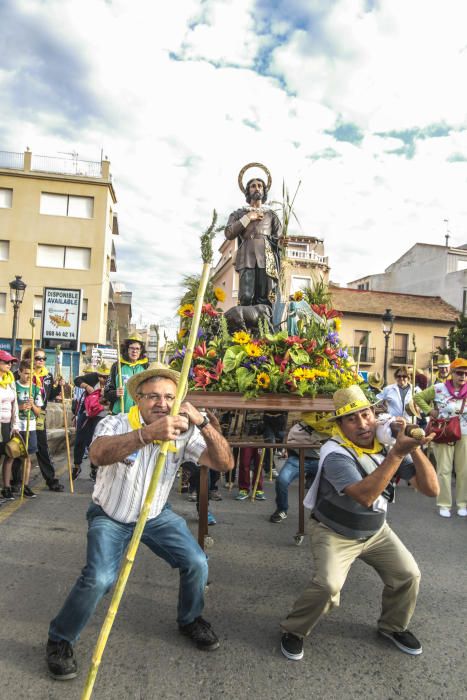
435;354;450;383
280;385;438;661
46;363;233;680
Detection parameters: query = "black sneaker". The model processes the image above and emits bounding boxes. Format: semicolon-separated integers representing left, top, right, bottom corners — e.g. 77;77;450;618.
90;468;97;482
281;632;304;660
48;481;65;492
270;510;287;523
10;482;21;494
23;485;37;498
72;465;81;480
1;487;15;501
179;617;220;651
379;629;422;655
46;639;78;680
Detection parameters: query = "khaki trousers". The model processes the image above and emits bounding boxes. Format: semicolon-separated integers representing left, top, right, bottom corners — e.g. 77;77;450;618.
432;435;467;508
281;520;420;639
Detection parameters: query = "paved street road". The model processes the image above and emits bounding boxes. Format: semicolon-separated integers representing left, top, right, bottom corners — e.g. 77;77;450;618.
0;456;465;700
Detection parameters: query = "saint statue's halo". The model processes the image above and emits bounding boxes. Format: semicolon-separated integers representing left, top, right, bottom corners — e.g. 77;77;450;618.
238;162;272;194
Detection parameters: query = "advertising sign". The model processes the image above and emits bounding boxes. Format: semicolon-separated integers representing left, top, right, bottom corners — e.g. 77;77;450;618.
41;288;82;351
91;346;118;366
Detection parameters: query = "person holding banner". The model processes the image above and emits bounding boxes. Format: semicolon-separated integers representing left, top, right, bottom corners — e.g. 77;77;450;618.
46;363;233;680
104;334;148;414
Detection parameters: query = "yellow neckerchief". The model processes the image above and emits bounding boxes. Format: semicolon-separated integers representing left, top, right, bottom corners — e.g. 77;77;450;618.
127;405;177;452
120;357;149;367
33;365;49;387
0;370;15;389
332;424;383;458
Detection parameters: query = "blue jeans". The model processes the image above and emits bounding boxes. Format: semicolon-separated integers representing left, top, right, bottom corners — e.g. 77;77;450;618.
275;454;319;513
49;502;208;644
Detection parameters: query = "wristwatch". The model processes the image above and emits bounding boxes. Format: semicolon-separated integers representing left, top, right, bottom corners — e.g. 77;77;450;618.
197;416;210;431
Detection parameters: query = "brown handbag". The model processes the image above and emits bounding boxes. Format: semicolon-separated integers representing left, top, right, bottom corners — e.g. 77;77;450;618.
427;398;466;444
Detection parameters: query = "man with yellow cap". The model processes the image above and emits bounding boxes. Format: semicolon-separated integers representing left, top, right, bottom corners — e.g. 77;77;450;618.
104;334;148;414
435;354;450;383
279;385;438;661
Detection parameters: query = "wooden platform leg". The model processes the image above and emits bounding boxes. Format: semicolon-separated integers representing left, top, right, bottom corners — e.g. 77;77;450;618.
294;448;305;545
198;465;209;550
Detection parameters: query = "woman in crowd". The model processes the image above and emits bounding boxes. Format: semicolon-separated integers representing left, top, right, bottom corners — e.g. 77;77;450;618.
72;364;110;480
104;334;148;414
20;347;64;491
0;350;19;501
414;357;467;518
377;366;415;419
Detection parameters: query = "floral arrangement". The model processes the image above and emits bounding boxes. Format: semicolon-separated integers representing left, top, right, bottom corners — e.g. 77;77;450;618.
170;298;364;398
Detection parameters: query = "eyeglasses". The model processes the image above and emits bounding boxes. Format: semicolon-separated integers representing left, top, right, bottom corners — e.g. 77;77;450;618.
0;360;12;364
35;356;46;361
454;370;467;376
137;392;175;403
396;375;408;379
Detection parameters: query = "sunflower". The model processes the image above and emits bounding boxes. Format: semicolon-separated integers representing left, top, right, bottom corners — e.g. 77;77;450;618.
214;286;226;302
177;328;187;340
256;372;270;388
178;304;194;317
292;368;306;379
293;290;304;301
334;317;342;332
232;331;251;345
245;343;262;357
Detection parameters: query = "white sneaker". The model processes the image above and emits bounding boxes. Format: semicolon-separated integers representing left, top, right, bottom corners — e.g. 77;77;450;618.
457;507;467;517
439;507;451;518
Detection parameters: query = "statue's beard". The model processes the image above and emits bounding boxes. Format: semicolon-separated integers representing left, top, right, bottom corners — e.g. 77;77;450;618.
251;191;262;201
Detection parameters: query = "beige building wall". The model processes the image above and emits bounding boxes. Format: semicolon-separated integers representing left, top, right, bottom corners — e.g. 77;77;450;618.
0;150;117;348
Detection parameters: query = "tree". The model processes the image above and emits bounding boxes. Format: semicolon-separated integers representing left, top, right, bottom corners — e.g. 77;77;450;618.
448;314;467;359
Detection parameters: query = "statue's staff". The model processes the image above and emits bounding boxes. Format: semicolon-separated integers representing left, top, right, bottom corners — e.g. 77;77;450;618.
55;345;74;493
81;211;218;700
21;318;36;499
115;328;124;414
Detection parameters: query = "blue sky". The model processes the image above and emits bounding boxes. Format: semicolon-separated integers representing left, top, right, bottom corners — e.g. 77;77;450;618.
1;0;467;333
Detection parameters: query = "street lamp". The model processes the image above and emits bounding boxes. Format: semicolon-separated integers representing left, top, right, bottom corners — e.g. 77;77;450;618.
9;275;27;357
381;308;395;386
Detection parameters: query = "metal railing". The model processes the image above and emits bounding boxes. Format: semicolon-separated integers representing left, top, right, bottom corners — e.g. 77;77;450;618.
0;151;25;170
349;346;376;363
31;154;102;178
390;350;415;365
286;248;328;265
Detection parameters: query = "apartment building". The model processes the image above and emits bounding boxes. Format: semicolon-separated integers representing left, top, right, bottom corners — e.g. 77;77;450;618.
0;149;118;375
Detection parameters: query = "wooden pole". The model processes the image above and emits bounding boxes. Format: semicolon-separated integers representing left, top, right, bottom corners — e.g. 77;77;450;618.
251;448;265;501
21;318;36;499
356;345;362;375
81;211;218;700
198;465;209;548
115;328;124;414
55;345;74;493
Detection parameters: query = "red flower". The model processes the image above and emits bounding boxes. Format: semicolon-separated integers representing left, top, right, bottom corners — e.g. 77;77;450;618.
285;336;305;345
201;303;219;317
304;340;317;354
274;354;283;366
193;341;207;358
193;366;212;387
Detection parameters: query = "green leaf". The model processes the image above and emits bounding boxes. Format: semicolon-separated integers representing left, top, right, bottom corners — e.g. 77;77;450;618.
289;346;309;364
236;367;255;393
223;346;246;372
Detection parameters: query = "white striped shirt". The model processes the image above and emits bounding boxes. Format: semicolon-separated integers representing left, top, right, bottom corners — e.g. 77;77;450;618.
91;413;206;523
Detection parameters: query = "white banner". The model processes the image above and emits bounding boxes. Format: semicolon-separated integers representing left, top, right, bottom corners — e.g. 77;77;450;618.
42;288;81;343
91;346;118;365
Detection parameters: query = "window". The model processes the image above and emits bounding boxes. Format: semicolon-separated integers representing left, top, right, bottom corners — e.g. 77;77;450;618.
40;192;94;218
290;275;312;294
0;292;6;313
393;333;408;363
354;330;369;347
81;298;88;321
457;259;467;272
433;336;447;351
37;244;91;269
0;240;9;261
34;295;43;319
0;188;13;208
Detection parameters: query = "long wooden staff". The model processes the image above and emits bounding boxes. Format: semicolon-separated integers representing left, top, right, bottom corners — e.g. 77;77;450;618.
115;328;124;414
411;334;417;424
356;345;362;375
56;345;74;493
21;318;36;500
81;211;218;700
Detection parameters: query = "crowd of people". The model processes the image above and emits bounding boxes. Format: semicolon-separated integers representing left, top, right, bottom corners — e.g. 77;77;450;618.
0;336;465;678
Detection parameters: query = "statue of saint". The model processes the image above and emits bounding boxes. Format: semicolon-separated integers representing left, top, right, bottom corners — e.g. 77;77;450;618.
224;163;282;306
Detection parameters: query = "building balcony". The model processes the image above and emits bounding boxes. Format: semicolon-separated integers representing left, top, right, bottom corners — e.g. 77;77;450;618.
0;149;109;180
390;350;415;366
349;346;376;364
286;248;328;266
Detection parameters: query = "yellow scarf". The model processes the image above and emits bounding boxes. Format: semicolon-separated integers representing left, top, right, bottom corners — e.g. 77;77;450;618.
120;357;149;367
127;405;177;452
332;424;383;458
0;370;15;389
33;365;49;387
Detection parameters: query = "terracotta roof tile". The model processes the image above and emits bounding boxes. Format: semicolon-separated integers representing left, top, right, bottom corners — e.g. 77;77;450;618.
330;287;458;322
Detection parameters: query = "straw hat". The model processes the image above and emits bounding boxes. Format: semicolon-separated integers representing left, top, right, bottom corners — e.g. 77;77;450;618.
126;333;144;343
126;362;181;402
436;354;451;368
450;357;467;371
367;371;384;391
5;434;28;459
328;385;377;421
96;362;110;376
405;399;422;419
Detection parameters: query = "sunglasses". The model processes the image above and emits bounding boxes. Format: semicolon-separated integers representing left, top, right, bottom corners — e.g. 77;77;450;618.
0;360;12;364
35;356;46;360
454;370;467;376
